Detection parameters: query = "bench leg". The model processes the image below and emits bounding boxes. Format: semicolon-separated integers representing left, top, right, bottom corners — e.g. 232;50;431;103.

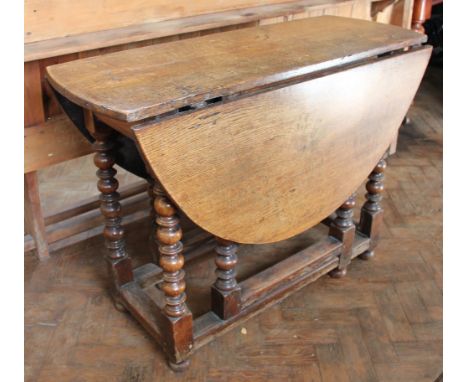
153;183;193;371
211;238;241;319
24;172;50;260
329;193;356;278
358;158;386;260
92;126;133;307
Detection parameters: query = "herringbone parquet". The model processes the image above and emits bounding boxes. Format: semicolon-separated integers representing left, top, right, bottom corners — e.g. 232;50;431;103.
25;65;442;382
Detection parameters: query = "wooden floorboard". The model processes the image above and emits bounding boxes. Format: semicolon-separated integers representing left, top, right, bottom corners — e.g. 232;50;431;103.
25;65;442;381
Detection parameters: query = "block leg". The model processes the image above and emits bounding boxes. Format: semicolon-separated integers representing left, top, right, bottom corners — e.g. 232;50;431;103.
329;194;356;278
211;238;241;320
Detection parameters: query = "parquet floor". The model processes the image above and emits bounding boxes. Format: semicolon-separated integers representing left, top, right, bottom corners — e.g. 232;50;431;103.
25;65;442;382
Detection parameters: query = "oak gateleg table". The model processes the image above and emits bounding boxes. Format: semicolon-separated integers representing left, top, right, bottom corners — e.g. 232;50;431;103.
45;16;430;371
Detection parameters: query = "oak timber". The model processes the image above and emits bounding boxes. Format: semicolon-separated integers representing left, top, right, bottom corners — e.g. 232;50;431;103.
134;47;431;243
25;0;355;61
24;115;93;173
25;0;313;43
46;16;426;122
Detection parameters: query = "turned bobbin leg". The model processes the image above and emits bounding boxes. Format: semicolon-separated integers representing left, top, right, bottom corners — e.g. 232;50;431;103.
211;238;241;320
329;194;356;278
152;183;193;371
359;158;386;260
92;126;133;310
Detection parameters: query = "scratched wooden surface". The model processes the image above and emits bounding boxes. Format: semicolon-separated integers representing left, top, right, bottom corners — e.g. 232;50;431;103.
24;1;358;61
24;0;329;43
46;16;426;122
25;65;442;381
135;48;430;244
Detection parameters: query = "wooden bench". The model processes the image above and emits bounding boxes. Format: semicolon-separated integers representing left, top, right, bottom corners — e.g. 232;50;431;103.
46;16;430;370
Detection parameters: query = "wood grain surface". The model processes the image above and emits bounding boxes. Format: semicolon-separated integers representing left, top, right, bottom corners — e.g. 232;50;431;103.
134;47;431;244
46;16;426;122
25;0;298;43
24;115;93;173
24;61;45;126
24;0;355;61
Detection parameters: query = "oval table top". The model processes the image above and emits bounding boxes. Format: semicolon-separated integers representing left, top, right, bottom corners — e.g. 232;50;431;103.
46;16;426;123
